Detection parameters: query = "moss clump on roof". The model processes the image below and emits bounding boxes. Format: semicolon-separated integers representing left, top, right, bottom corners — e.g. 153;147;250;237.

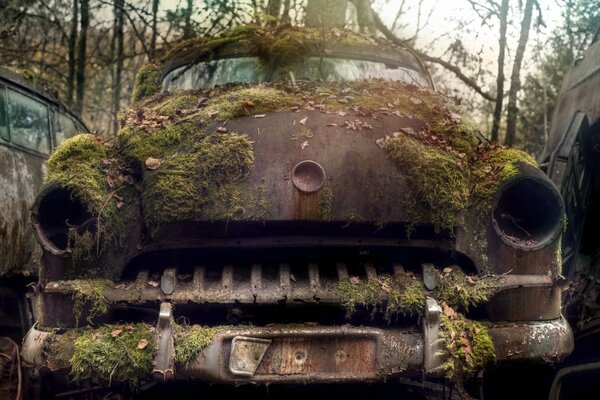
384;134;468;233
69;323;154;387
338;273;425;318
438;307;495;379
143;132;255;231
175;325;219;366
201;86;295;121
131;63;162;103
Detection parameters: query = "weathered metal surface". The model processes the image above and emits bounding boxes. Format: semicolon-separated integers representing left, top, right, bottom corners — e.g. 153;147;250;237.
24;319;574;384
423;298;443;372
20;325;50;366
179;326;423;383
0;144;44;277
488;316;573;363
42;263;556;327
229;336;272;376
153;303;175;381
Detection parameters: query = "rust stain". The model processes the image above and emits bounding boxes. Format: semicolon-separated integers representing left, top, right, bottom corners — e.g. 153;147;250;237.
293;189;323;220
255;337;376;375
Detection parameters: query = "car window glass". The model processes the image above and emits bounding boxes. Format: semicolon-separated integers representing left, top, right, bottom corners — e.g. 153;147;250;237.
0;86;8;141
163;57;264;91
55;112;80;147
7;88;50;154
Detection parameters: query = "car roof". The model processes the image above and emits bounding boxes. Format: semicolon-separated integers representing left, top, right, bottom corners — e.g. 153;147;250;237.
0;66;88;130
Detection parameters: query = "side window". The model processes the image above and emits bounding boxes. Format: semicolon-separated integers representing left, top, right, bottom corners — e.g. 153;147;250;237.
55;112;80;147
6;88;50;154
0;86;8;141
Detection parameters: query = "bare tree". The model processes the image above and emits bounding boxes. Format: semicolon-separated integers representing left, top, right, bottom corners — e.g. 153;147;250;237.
112;0;125;134
490;0;508;142
505;0;535;147
305;0;348;28
149;0;159;59
75;0;89;115
67;0;78;107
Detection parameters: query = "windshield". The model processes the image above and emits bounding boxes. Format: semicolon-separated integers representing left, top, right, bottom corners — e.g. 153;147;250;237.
162;56;428;91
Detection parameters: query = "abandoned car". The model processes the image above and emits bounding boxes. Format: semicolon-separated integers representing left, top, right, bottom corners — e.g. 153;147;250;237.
0;66;87;398
540;37;600;399
22;26;573;396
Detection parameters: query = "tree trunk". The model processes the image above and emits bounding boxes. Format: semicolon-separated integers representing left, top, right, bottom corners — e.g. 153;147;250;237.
75;0;89;116
490;0;508;142
112;0;125;135
351;0;375;33
266;0;282;26
66;0;78;108
182;0;194;40
281;0;291;25
305;0;348;28
505;0;534;147
150;0;159;60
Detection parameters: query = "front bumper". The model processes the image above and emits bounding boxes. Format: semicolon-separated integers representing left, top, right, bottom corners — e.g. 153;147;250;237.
22;303;574;384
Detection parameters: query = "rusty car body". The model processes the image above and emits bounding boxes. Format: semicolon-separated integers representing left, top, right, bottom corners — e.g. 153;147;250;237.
21;26;574;398
540;37;600;399
0;67;87;398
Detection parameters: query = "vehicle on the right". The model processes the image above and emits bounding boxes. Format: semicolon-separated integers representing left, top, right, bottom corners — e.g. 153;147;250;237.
540;37;600;400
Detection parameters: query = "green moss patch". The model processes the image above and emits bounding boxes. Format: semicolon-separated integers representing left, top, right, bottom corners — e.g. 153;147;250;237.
338;273;425;318
384;135;468;233
143;132;255;230
69;323;154;386
46;134;138;263
131;64;162;103
470;144;537;203
175;325;219;366
434;268;498;312
438;307;495;379
61;279;112;326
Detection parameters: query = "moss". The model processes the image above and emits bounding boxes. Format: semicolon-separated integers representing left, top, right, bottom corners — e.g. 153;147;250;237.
291;126;314;141
175;325;219;366
70;323;155;386
131;64;162;103
384;134;468;233
338;273;425;318
470;145;537;204
47;134;108;212
119;122;198;164
434;268;498;312
60;279;112;326
438;310;495;379
45;330;81;371
46;134;138;261
320;187;334;221
68;230;94;263
200;86;295;121
143;132;254;231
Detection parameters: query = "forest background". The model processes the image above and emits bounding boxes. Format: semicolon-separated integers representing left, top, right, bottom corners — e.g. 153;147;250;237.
0;0;598;157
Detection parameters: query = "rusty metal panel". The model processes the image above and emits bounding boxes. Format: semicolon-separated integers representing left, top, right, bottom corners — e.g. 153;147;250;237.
255;336;377;376
0;144;44;277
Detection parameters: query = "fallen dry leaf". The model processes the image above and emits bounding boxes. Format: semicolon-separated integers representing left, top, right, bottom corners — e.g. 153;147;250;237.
124;325;134;332
299;116;308;125
349;276;360;285
442;267;453;275
137;339;149;349
304;321;319;327
449;112;462;123
148;280;159;288
91;332;100;340
375;138;386;149
145;157;162;170
326;123;338;127
254;114;266;118
111;329;123;337
442;303;457;318
301;140;309;150
217;127;227;133
243;100;255;108
466;276;477;285
122;175;134;185
410;96;423;105
208;109;219;117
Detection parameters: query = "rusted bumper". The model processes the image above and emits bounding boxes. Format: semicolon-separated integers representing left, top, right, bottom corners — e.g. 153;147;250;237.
22;315;573;384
